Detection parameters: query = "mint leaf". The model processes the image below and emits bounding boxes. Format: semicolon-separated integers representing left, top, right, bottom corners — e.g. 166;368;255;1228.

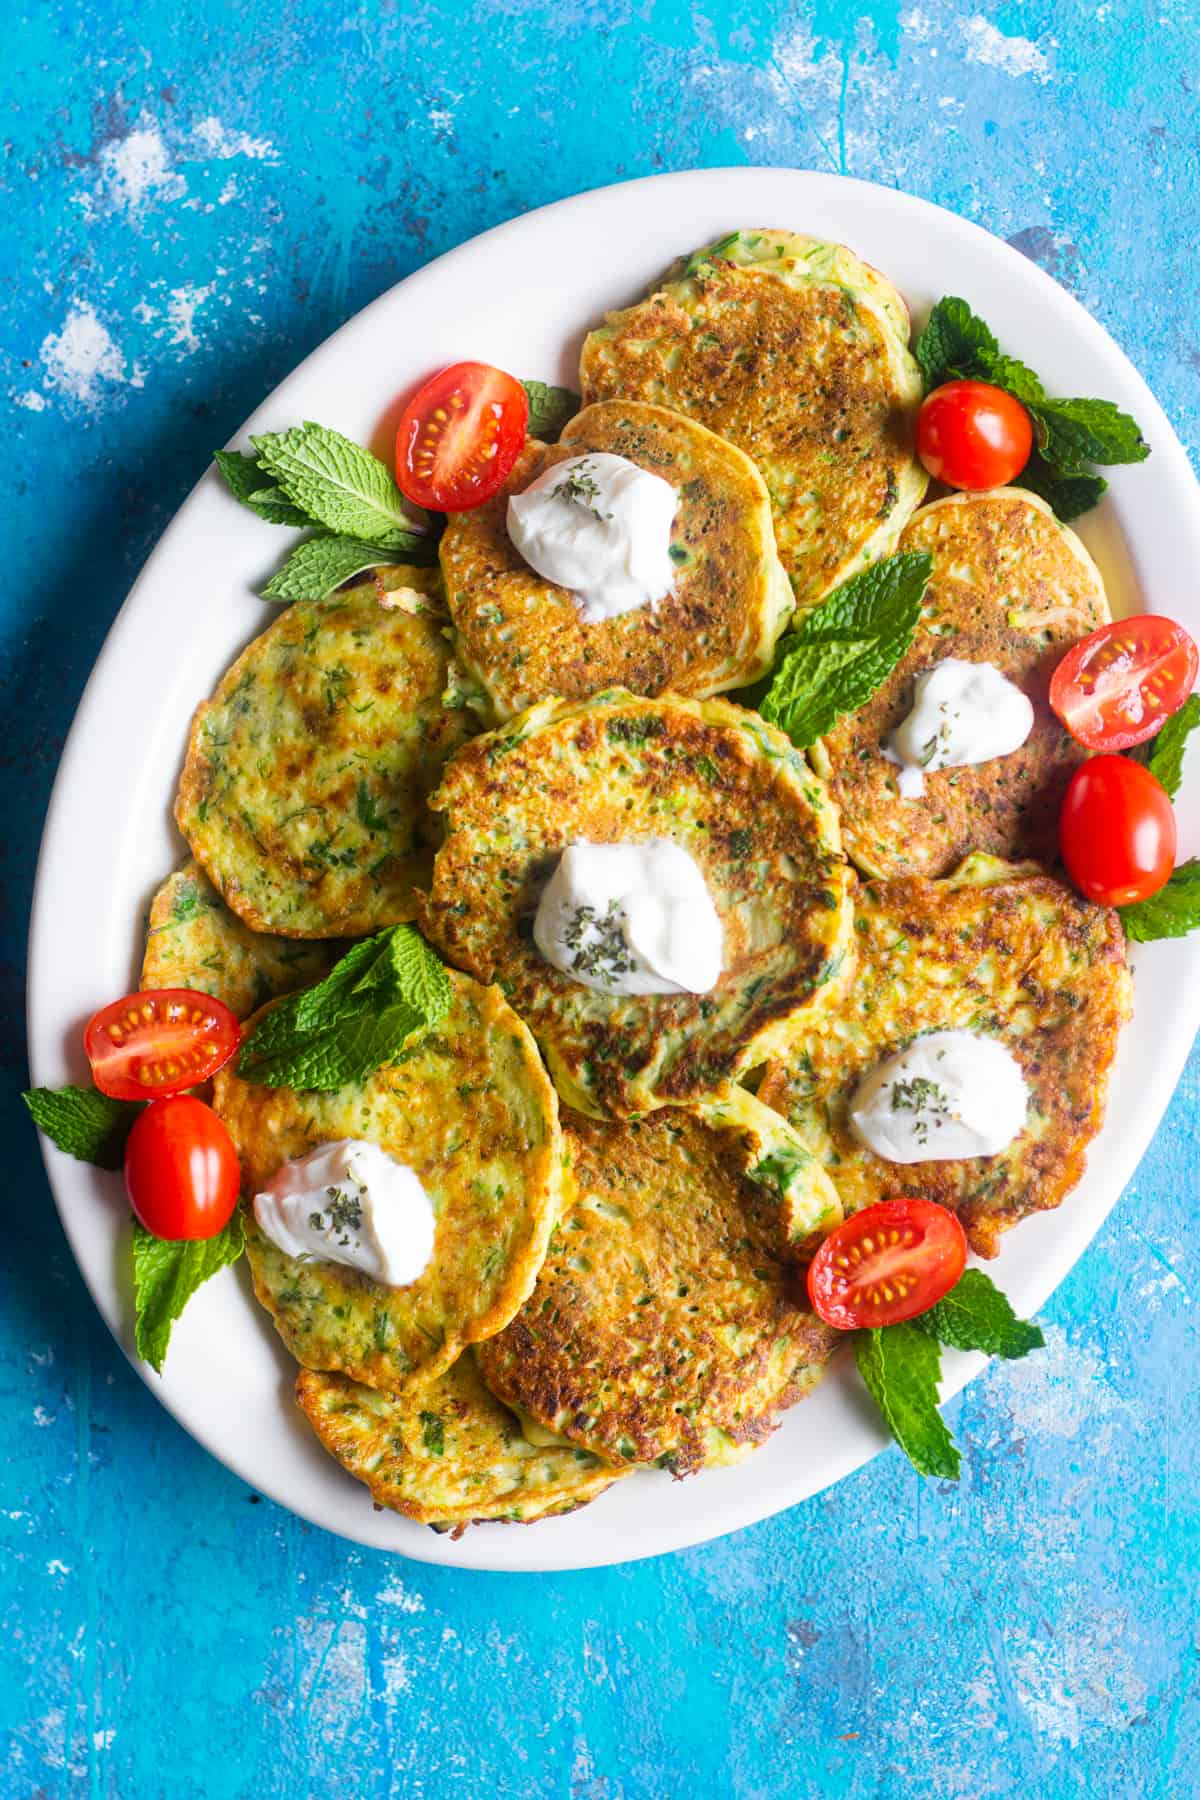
1030;397;1149;471
854;1324;961;1480
23;1086;142;1170
260;533;430;603
914;1268;1044;1359
252;423;418;549
214;449;308;527
1134;694;1200;799
759;552;932;748
133;1212;245;1373
523;380;580;442
1015;455;1107;522
238;924;451;1090
1119;859;1200;942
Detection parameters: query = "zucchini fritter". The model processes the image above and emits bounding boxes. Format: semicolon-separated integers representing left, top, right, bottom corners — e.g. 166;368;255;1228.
420;690;853;1118
213;971;564;1390
176;566;475;938
440;400;793;717
477;1091;842;1476
810;489;1110;879
296;1352;627;1528
142;860;340;1017
580;229;926;610
758;855;1132;1258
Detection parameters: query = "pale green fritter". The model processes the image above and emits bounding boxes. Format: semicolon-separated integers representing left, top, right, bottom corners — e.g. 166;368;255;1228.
477;1091;842;1476
296;1352;628;1527
214;970;564;1391
440;399;794;718
142;860;341;1017
758;855;1133;1259
579;230;927;612
420;689;854;1119
176;566;476;938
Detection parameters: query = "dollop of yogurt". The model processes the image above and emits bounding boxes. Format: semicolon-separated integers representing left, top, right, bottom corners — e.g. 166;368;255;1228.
253;1139;435;1287
506;452;678;623
533;840;723;996
884;658;1035;798
849;1030;1030;1163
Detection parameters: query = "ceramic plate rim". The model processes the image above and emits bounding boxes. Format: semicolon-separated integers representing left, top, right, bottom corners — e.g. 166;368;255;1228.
27;167;1200;1573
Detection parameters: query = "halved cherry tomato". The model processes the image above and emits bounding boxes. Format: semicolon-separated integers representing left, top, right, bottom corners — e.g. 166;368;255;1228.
916;379;1033;490
85;989;240;1101
1059;754;1176;905
807;1198;967;1329
124;1096;240;1241
395;361;528;511
1050;615;1199;752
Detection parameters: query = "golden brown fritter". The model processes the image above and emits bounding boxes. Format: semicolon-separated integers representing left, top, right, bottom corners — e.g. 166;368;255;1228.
419;689;853;1118
477;1093;842;1476
296;1352;627;1528
757;855;1132;1258
810;489;1110;879
579;230;926;610
440;400;793;717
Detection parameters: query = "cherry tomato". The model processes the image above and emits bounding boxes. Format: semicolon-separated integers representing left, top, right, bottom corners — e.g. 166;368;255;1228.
807;1198;968;1330
1050;615;1199;752
124;1096;240;1241
1059;754;1176;906
916;379;1034;490
85;989;241;1101
395;361;528;511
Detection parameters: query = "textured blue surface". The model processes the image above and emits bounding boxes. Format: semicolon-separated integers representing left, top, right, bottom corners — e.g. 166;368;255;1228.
3;3;1199;1795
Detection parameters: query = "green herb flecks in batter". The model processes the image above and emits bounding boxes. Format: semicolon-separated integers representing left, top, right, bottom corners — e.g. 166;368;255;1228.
238;924;452;1091
914;297;1148;521
760;552;932;749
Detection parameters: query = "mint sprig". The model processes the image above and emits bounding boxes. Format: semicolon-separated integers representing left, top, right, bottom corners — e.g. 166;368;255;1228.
251;423;419;549
1133;693;1200;800
23;1086;142;1169
133;1212;245;1373
914;296;1148;519
1119;859;1200;943
260;535;421;603
523;380;580;442
238;924;451;1091
759;551;932;748
854;1324;961;1480
912;1268;1045;1359
854;1266;1044;1479
214;449;308;527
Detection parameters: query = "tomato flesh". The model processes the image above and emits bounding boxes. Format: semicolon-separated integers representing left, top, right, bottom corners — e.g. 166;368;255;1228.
1059;754;1176;906
1050;615;1199;752
124;1096;240;1241
85;989;241;1101
916;379;1033;491
807;1198;968;1330
395;361;528;511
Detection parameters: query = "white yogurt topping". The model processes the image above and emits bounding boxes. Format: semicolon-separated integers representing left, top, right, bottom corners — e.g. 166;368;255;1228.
884;657;1035;798
506;452;678;624
532;839;723;996
253;1139;435;1287
849;1030;1030;1163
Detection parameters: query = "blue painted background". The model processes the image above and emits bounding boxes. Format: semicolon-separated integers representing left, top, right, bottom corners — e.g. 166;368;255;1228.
3;2;1198;1794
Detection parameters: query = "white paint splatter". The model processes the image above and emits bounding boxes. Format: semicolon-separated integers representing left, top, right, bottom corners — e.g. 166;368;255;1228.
1008;1606;1148;1745
192;116;279;162
13;390;47;412
377;1576;425;1614
33;1404;55;1427
900;7;934;39
428;106;456;134
997;1325;1125;1444
93;1729;116;1751
961;14;1052;79
46;1559;71;1575
166;283;216;354
218;175;239;205
40;303;130;409
381;1649;413;1695
99;123;187;215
